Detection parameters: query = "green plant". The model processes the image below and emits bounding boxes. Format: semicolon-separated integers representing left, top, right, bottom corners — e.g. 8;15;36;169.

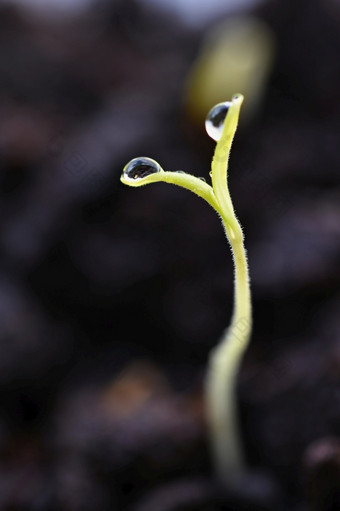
121;93;252;482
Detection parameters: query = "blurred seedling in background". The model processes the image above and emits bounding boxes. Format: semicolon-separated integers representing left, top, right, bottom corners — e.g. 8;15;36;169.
121;94;251;483
185;16;275;125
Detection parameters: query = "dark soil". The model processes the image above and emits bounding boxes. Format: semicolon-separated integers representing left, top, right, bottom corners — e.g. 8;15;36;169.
0;0;339;509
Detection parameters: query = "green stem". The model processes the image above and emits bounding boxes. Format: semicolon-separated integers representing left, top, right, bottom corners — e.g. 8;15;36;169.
205;215;251;481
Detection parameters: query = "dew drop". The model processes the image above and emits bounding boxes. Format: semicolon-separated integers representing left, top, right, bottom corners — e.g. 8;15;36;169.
123;157;161;181
199;177;206;182
205;101;231;141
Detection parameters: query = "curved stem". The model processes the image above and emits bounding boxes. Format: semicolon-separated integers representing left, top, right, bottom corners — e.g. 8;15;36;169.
121;170;220;212
205;211;252;482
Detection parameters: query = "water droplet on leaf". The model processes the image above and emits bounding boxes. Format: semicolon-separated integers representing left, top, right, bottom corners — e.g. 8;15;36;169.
205;101;231;141
123;157;161;181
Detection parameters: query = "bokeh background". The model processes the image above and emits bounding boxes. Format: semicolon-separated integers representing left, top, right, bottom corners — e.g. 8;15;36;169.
0;0;339;509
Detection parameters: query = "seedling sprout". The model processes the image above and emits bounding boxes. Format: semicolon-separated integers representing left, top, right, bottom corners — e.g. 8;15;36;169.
121;93;252;482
